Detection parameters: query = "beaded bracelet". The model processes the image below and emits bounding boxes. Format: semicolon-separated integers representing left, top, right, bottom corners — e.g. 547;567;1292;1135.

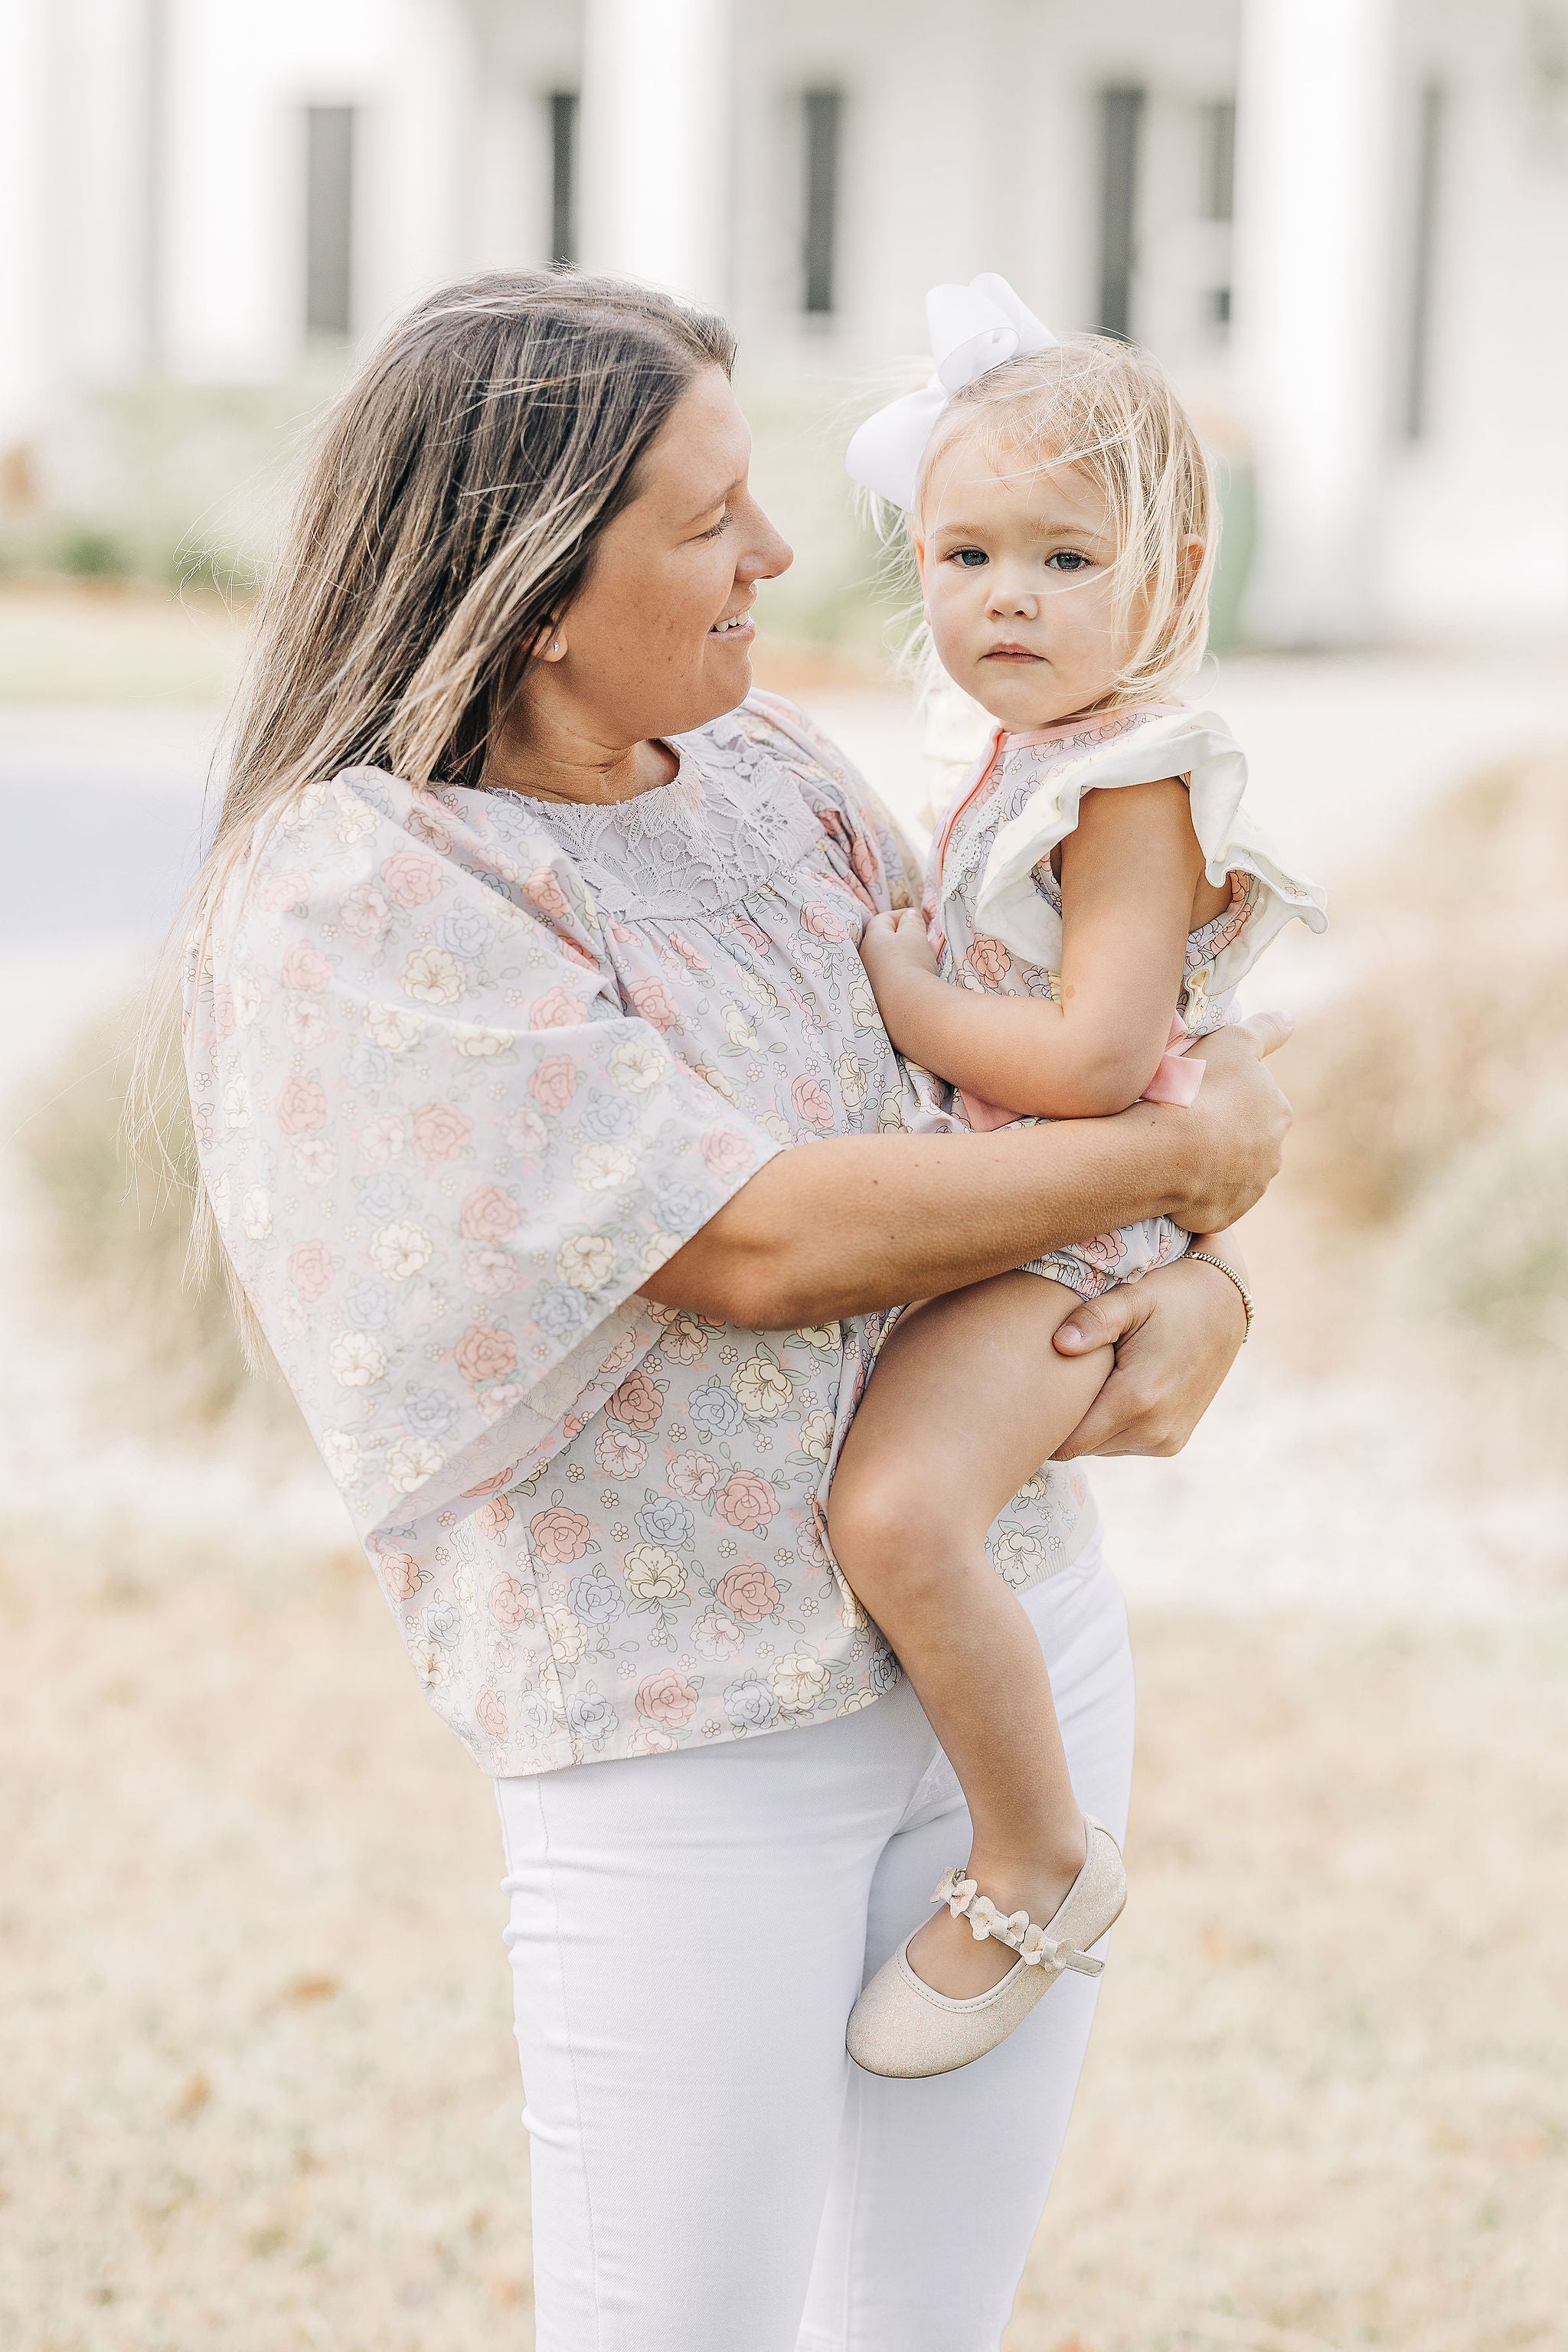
1187;1249;1255;1342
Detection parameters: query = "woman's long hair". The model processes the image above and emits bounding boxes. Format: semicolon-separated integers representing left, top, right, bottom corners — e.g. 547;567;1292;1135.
139;270;735;1332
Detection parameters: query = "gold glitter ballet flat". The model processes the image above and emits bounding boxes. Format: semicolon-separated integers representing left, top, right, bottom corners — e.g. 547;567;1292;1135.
845;1818;1126;2079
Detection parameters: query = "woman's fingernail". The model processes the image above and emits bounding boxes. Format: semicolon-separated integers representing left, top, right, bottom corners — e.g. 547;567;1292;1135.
1058;1322;1084;1350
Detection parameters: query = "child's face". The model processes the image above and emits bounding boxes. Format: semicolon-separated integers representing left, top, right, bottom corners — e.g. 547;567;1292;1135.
916;424;1132;731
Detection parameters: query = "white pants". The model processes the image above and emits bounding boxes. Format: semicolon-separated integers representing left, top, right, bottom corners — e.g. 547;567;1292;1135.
495;1534;1135;2352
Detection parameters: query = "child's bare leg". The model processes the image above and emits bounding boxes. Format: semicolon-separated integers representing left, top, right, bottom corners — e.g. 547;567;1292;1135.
827;1271;1114;1998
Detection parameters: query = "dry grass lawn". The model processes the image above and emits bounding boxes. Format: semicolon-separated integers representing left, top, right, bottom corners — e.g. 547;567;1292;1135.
2;1513;1563;2352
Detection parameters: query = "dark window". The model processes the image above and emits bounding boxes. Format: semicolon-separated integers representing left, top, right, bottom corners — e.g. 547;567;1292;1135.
1097;87;1145;340
1405;83;1445;439
549;90;579;268
802;90;843;315
1200;96;1236;221
305;106;355;337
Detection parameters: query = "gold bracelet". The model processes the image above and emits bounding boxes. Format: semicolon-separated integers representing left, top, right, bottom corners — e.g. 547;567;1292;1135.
1187;1249;1254;1342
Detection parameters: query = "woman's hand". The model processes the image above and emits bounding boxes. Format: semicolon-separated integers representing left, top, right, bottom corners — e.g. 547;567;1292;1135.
1050;1240;1250;1458
1162;1012;1294;1233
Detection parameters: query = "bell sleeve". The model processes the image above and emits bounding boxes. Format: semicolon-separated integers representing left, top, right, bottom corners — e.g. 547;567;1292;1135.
184;767;782;1540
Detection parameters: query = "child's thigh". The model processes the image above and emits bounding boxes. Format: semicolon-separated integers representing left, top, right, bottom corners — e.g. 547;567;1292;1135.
831;1272;1110;1533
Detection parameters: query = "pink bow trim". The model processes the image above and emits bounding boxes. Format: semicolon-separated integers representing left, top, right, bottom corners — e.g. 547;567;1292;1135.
1140;1016;1205;1107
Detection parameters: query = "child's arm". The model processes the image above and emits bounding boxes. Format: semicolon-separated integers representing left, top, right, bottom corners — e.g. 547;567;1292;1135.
860;777;1204;1119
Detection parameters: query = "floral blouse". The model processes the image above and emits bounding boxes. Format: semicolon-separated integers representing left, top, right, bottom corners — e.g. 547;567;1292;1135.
184;693;1096;1776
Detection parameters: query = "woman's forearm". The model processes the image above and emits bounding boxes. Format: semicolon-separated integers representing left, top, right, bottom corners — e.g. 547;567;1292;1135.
642;1018;1291;1329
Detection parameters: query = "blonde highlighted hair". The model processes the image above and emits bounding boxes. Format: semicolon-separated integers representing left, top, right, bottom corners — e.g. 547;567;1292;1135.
913;332;1217;705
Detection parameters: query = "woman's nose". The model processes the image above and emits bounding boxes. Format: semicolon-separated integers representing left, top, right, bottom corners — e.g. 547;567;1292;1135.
740;507;793;584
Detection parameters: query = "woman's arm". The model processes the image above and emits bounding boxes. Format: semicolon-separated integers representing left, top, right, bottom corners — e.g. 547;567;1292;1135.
859;779;1207;1118
639;1017;1292;1330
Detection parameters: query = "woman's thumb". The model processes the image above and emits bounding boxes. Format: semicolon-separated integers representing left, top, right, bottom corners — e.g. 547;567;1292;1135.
1233;1008;1294;1058
1054;1292;1129;1354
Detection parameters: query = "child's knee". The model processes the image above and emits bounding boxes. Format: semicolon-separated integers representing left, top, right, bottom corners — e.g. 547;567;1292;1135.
828;1466;959;1590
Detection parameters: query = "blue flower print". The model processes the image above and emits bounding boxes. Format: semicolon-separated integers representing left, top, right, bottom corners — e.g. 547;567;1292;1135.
344;1278;393;1331
517;1689;554;1740
534;1284;593;1341
688;1383;744;1440
403;1387;459;1439
423;1600;463;1649
569;1572;626;1628
657;1181;714;1231
567;1692;619;1745
724;1676;779;1731
436;903;495;959
636;1493;694;1548
358;1170;413;1222
868;1645;901;1695
580;1089;639;1141
346;1042;391;1091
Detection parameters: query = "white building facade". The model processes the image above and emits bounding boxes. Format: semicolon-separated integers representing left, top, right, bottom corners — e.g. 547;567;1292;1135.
3;0;1568;644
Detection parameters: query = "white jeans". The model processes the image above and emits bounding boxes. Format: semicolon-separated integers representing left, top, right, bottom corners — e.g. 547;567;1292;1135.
495;1534;1135;2352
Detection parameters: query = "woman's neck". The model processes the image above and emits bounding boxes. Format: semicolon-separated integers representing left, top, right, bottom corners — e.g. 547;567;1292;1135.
482;701;679;807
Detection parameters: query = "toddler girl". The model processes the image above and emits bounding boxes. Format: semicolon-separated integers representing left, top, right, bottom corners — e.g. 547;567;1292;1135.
830;276;1325;2078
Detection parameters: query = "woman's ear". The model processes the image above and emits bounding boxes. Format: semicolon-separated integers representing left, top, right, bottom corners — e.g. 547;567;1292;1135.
531;622;568;662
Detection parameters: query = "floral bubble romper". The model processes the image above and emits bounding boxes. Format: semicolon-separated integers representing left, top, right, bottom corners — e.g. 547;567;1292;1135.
920;702;1327;1298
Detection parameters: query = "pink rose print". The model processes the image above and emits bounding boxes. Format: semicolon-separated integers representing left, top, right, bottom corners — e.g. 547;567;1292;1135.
668;931;710;970
967;935;1012;989
714;1472;779;1533
475;1491;515;1539
791;1073;834;1131
528;1506;593;1564
261;870;312;914
459;1184;519;1243
714;1560;780;1622
800;901;847;942
211;986;235;1040
1075;1233;1125;1275
849;832;880;900
559;935;599;973
476;1687;508;1742
405;803;452;853
288;1241;334;1301
380;851;442;908
456;1322;519;1385
731;915;770;954
276;1075;328;1134
606;1367;664;1432
635;1669;700;1729
339;883;390;941
627;977;678;1033
461;1465;517;1497
413;1102;473;1161
488;1571;530;1628
528;985;583;1032
523;864;572;923
377;1550;423;1603
701;1128;755;1176
281;941;332;993
529;1054;579;1116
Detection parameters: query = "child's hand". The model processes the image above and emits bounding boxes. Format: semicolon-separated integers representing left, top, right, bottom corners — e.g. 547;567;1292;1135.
859;907;939;987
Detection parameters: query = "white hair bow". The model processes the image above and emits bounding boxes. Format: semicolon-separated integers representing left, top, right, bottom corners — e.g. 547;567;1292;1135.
845;273;1058;512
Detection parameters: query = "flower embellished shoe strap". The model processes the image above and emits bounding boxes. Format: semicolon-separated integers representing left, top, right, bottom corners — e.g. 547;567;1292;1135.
930;1866;1104;1978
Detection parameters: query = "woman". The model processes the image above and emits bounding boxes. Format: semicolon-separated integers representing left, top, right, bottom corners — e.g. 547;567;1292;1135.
182;273;1290;2350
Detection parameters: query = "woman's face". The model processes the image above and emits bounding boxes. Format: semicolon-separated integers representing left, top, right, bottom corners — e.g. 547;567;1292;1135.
546;367;793;748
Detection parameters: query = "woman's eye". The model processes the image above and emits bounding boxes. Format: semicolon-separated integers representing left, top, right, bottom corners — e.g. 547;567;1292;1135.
950;547;988;569
702;512;732;540
1045;550;1090;572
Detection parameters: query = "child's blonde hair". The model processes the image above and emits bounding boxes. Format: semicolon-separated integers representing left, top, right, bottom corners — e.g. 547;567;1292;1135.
914;332;1217;706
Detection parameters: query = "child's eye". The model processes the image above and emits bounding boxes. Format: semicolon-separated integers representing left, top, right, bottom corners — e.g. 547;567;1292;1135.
1045;550;1091;572
949;547;988;568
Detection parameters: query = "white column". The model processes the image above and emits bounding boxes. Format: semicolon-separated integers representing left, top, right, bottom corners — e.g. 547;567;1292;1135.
1233;0;1400;644
578;0;733;308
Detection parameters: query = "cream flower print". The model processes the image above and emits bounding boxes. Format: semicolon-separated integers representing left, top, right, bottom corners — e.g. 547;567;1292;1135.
335;792;377;844
387;1436;446;1495
732;1353;792;1418
607;1035;667;1092
402;947;465;1006
286;997;330;1048
291;1138;337;1187
364;1001;422;1051
466;1246;518;1297
241;1187;272;1243
720;1004;757;1047
360;1116;407;1165
994;1527;1046;1586
232;970;262;1027
319;1428;362;1487
794;1324;839;1353
573;1142;637;1191
835;1051;867;1109
742;971;779;1011
223;1075;253;1129
623;1545;687;1603
666;1451;719;1499
848;974;880;1031
369;1220;435;1280
639;1230;685;1277
770;1649;830;1710
409;1637;454;1688
691;1609;744;1660
544;1606;586;1664
452;1022;511;1057
655;1314;707;1367
757;1112;793;1146
799;1410;835;1466
329;1331;387;1388
558;1233;616;1291
277;779;327;831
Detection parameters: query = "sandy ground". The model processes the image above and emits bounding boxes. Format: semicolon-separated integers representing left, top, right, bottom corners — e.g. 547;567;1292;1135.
3;594;1566;2347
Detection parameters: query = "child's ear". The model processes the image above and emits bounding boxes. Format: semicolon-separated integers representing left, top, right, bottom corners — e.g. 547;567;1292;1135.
913;537;927;583
1180;536;1205;594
